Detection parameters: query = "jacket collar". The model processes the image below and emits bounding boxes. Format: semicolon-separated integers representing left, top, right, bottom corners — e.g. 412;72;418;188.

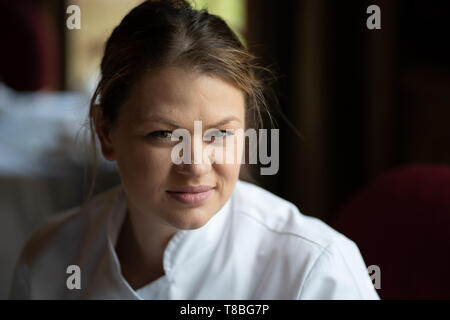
99;185;235;296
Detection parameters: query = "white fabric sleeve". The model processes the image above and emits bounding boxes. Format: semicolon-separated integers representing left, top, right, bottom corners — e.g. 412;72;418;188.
297;238;380;300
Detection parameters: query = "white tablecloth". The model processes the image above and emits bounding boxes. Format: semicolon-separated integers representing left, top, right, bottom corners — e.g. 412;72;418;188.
0;83;120;299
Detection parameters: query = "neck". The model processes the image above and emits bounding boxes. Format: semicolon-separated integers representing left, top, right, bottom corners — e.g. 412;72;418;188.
115;203;178;290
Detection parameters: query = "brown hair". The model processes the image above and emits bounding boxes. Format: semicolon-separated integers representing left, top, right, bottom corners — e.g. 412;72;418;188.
87;0;276;198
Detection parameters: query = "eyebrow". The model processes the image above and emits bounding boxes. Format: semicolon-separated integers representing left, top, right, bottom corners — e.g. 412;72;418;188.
141;115;242;128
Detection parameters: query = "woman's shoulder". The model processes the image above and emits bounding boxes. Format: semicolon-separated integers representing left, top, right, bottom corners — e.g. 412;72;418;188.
233;179;349;250
16;185;123;268
232;180;379;299
9;185;124;299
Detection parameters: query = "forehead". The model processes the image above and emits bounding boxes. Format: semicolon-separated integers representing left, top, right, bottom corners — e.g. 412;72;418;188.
123;66;246;125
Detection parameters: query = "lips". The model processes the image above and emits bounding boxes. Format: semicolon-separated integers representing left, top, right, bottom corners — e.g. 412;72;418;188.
167;185;214;193
166;185;215;205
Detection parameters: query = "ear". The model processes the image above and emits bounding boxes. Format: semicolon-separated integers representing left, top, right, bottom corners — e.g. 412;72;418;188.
91;105;116;161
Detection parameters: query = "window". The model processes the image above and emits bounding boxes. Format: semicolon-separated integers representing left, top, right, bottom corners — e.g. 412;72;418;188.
65;0;247;94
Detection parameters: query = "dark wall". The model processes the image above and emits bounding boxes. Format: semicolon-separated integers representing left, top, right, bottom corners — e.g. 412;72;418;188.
246;0;450;222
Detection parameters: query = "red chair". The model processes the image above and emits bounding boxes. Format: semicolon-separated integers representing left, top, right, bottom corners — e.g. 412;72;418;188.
331;164;450;299
0;1;60;91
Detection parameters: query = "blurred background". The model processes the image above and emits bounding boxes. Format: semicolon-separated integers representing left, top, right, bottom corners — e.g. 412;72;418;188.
0;0;449;299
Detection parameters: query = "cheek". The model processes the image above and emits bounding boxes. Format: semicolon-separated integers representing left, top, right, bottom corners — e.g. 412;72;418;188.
222;134;245;176
218;163;242;183
210;133;245;164
213;137;244;184
212;162;241;207
115;140;172;188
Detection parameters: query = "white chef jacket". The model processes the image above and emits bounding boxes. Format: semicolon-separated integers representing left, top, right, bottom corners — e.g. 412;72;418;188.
9;180;380;300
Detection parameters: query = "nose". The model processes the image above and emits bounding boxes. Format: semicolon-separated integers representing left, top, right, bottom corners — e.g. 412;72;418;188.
173;134;213;177
174;161;212;177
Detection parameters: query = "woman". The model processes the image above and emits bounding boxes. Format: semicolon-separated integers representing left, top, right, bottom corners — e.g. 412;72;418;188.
10;0;379;299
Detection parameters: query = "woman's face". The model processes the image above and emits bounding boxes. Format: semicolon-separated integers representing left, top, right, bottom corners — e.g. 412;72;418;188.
100;66;245;230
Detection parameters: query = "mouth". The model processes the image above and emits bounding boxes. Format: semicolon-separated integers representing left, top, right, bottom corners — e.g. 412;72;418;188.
166;185;215;205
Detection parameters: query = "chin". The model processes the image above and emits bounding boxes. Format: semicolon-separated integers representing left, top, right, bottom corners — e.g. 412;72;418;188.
170;219;208;231
167;209;214;230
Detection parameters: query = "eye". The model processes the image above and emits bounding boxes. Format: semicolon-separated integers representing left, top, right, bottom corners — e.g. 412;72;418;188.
147;130;173;139
204;129;235;140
